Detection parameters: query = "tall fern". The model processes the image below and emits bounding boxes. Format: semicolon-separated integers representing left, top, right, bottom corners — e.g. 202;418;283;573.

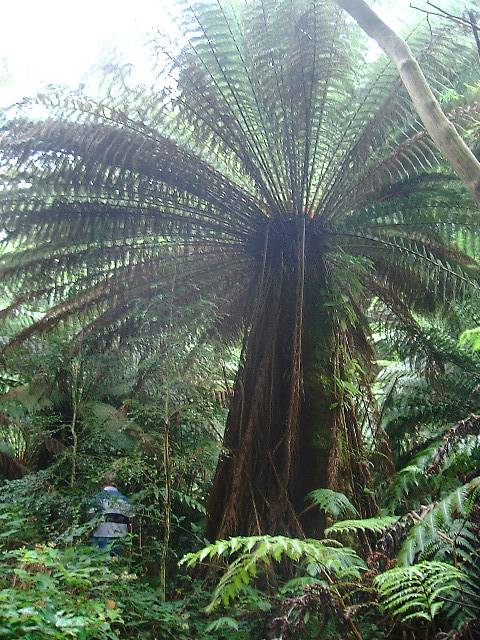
2;0;480;536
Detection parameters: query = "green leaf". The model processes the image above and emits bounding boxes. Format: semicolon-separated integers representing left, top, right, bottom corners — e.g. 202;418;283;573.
325;516;399;537
308;488;359;519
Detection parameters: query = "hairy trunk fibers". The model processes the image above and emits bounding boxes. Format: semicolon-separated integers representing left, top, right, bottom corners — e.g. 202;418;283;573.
69;402;78;489
69;360;82;489
206;219;374;539
160;266;176;600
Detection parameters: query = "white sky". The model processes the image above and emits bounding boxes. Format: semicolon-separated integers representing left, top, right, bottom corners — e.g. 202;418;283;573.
0;0;177;104
0;0;420;106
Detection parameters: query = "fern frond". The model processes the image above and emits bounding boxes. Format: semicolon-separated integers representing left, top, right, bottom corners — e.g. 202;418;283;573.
180;535;365;611
375;561;461;622
307;488;359;519
325;515;399;537
398;478;480;565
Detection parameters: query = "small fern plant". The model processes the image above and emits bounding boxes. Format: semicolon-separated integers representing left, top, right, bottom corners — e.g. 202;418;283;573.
180;535;365;612
375;561;461;622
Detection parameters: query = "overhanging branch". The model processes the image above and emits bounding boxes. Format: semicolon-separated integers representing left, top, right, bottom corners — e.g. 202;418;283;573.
334;0;480;208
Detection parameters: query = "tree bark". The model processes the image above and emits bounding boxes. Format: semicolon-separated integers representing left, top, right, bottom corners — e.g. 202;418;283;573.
206;220;374;539
334;0;480;208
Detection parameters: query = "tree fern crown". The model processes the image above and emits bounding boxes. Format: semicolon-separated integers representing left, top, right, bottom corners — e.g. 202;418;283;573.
0;0;479;347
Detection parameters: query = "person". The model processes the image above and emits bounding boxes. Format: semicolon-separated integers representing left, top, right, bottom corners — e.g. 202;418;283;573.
89;476;134;553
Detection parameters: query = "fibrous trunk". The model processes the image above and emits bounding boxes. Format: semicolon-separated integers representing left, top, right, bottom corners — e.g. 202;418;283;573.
206;219;374;539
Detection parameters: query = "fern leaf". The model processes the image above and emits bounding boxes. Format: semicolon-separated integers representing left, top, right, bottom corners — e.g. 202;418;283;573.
398;478;480;565
308;488;359;519
180;535;365;611
325;516;399;537
375;561;461;622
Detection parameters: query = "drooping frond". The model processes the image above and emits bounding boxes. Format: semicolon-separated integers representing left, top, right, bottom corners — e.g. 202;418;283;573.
180;534;365;611
0;0;478;357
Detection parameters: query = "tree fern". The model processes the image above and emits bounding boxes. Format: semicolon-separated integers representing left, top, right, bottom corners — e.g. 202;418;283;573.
2;0;480;536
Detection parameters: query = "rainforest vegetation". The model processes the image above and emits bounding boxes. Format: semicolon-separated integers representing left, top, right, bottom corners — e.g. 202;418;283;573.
1;0;480;638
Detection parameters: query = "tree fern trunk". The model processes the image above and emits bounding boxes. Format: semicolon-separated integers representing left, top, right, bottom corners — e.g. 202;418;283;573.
206;221;374;539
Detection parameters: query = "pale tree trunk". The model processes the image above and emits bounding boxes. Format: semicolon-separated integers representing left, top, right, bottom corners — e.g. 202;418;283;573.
334;0;480;207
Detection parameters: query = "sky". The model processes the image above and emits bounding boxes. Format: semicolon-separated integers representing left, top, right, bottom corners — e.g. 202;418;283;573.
0;0;176;104
0;0;419;106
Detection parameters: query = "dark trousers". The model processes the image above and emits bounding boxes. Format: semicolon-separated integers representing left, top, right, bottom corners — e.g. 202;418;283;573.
92;536;123;555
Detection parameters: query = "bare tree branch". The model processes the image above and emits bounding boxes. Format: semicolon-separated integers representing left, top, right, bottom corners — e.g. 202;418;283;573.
334;0;480;208
410;2;480;60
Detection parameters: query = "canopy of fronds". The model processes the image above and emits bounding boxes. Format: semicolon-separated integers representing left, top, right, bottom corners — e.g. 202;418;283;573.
1;0;480;348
